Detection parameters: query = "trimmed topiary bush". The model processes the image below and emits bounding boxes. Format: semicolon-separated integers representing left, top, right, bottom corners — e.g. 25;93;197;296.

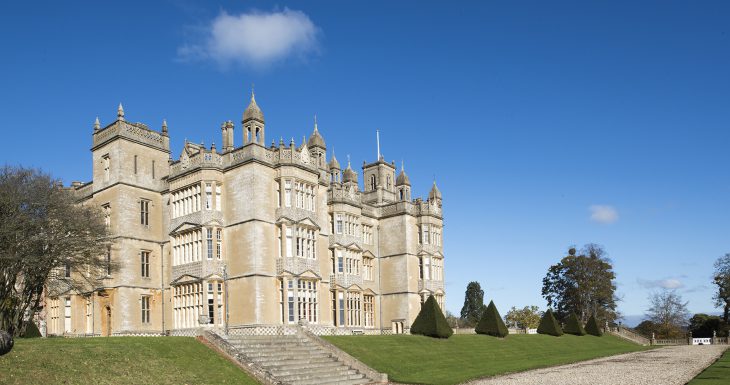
475;300;509;337
21;321;42;338
563;312;586;336
411;295;453;338
537;309;563;336
585;314;603;336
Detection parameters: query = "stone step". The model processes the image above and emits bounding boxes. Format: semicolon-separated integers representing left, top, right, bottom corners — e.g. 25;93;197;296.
277;369;363;383
251;355;336;366
291;372;367;385
265;359;346;372
269;363;354;377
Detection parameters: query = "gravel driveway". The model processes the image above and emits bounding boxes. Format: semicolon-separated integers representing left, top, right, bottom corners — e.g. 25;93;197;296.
463;345;728;385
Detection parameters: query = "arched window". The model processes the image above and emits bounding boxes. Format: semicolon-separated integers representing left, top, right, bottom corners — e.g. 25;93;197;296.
370;175;376;191
399;189;404;200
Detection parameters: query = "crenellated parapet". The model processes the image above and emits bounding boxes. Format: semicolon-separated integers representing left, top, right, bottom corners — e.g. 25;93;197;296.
93;120;169;153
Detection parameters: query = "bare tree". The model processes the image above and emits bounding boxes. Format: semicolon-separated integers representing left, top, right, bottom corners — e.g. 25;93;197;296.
0;166;113;336
713;253;730;323
645;290;689;339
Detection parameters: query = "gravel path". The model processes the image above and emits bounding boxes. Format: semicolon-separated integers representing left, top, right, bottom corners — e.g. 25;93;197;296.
464;345;728;385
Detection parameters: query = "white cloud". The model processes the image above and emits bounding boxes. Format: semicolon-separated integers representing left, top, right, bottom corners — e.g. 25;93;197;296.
589;205;619;224
637;278;684;290
179;9;320;68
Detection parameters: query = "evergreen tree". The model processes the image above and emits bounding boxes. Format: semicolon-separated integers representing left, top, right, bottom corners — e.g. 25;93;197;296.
460;281;485;326
411;296;453;338
475;300;509;337
537;309;563;336
585;314;603;336
563;312;586;336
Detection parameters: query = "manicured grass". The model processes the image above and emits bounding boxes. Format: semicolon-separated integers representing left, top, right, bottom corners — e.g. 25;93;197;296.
0;337;260;385
687;349;730;385
324;333;652;385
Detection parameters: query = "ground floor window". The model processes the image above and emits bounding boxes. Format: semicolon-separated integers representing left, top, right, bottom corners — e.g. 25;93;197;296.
64;297;72;333
332;290;373;328
141;296;150;323
173;282;203;329
48;298;60;335
280;277;318;324
364;295;374;327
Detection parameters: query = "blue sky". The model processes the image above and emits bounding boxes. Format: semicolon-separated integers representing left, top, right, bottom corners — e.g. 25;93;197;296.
1;1;729;323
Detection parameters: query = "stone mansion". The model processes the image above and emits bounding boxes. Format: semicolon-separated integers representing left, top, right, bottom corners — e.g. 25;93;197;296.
44;92;445;336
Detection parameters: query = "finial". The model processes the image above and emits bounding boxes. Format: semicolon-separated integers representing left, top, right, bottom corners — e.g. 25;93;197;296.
290;137;295;147
93;117;100;131
161;119;168;135
302;135;307;146
314;114;318;132
117;103;125;120
211;142;215;150
251;83;255;101
279;137;284;146
401;159;405;172
347;154;351;169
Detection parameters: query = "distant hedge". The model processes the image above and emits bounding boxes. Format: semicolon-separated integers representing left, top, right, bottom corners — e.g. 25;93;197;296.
475;300;508;337
585;315;603;336
563;313;586;336
411;296;453;338
537;309;563;336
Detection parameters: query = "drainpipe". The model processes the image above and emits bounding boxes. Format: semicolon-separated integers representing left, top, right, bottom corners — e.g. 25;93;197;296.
377;225;383;334
159;242;166;335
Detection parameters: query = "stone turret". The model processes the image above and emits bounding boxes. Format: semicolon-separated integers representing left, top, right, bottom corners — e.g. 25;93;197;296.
243;90;265;145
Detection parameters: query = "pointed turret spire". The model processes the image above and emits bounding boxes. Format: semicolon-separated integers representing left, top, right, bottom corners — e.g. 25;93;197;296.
429;179;442;201
328;146;340;169
161;119;168;136
93;117;100;131
117;103;125;121
396;160;411;186
243;86;264;123
308;114;326;148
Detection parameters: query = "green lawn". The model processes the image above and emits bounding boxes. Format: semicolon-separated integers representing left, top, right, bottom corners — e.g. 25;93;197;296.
0;337;260;385
687;349;730;385
324;333;652;385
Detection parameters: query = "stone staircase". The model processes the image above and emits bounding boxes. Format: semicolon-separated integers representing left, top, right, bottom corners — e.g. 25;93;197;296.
222;333;378;385
607;327;651;346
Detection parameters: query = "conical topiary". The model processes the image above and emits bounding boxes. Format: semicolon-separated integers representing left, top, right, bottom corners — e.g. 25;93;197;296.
537;309;563;336
411;295;453;338
585;314;603;336
475;300;509;337
563;312;586;336
21;321;42;338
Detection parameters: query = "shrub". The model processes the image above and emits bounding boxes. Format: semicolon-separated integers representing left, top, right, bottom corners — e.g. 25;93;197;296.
537;309;563;336
563;312;586;336
585;315;603;336
21;321;42;338
411;295;453;338
475;300;508;337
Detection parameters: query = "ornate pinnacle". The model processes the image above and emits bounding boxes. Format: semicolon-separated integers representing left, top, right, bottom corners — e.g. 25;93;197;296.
93;117;100;131
117;103;125;121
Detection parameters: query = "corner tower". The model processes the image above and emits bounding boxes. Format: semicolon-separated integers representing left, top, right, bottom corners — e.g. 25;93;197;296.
362;130;396;204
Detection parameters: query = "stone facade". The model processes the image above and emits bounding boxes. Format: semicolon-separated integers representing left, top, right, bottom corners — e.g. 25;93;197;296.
45;93;444;336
